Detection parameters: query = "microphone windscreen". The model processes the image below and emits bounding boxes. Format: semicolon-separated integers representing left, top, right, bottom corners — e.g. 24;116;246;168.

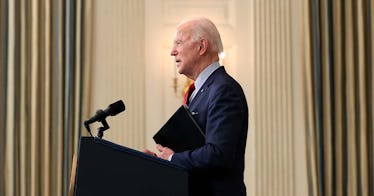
108;100;126;116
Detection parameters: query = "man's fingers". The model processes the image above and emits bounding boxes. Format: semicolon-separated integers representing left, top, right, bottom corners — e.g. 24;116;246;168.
143;149;157;157
156;144;164;152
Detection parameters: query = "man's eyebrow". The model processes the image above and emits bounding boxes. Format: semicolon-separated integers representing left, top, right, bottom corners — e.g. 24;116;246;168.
174;40;182;44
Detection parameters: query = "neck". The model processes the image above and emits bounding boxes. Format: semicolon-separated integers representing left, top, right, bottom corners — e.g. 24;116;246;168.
190;54;219;80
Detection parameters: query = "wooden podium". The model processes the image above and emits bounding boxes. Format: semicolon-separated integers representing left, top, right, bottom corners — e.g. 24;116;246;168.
73;137;189;196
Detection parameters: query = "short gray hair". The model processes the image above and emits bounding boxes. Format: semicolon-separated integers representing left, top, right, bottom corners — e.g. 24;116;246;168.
178;17;224;55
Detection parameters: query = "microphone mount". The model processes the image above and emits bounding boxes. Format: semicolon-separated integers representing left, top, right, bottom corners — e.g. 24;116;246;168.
97;117;110;138
84;110;110;138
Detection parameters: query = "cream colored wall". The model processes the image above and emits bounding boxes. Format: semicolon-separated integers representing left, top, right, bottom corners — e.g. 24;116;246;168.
90;0;145;148
90;0;309;195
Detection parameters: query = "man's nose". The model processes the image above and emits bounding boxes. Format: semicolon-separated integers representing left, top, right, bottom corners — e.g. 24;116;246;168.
170;48;177;56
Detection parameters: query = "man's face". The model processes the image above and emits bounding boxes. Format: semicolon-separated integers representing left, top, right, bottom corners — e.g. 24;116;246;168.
170;26;200;78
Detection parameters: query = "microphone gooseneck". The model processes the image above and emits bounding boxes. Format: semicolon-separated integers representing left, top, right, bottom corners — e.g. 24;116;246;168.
83;100;126;138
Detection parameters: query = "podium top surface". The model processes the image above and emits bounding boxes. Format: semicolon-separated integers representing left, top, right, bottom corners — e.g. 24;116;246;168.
79;136;186;170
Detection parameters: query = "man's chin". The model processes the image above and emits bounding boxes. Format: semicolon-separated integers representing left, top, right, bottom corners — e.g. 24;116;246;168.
176;67;184;75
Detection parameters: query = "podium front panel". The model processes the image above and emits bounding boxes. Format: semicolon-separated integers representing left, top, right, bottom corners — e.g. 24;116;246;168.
74;137;188;196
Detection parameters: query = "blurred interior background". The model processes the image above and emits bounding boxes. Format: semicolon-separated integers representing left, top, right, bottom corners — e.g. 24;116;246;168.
0;0;373;195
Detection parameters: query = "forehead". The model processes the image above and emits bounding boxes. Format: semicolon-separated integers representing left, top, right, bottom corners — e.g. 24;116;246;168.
174;23;193;41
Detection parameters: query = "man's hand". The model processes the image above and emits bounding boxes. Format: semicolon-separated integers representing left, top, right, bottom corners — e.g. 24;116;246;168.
143;149;157;157
156;144;174;160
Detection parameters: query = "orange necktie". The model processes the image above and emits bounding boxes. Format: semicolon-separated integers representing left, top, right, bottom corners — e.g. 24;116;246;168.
183;83;195;105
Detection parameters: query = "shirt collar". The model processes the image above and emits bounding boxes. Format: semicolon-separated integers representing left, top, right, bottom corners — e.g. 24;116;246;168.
190;62;220;100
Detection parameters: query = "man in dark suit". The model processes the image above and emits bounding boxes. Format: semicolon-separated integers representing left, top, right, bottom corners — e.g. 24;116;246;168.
148;17;248;196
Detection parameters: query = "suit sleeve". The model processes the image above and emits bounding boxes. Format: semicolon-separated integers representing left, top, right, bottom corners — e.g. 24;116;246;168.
170;82;247;170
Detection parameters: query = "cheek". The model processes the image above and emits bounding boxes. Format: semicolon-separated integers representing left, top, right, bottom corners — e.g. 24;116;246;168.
179;44;198;65
181;53;193;65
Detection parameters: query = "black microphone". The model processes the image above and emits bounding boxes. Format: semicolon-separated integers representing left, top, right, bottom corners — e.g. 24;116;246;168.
84;100;125;126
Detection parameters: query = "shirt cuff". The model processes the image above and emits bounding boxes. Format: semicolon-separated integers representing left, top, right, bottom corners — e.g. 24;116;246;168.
168;154;173;161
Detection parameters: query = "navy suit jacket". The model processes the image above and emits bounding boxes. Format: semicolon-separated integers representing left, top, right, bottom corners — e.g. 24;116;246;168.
171;67;248;196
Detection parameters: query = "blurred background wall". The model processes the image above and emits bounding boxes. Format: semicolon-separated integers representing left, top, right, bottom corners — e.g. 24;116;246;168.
1;0;373;196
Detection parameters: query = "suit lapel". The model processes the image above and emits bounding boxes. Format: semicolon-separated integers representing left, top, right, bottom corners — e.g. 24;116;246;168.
189;85;209;109
189;67;224;108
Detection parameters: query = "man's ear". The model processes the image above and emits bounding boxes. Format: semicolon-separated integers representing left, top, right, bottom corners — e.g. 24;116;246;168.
199;38;208;55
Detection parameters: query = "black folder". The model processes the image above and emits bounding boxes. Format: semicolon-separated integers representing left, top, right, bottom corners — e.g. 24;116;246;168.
153;105;205;153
